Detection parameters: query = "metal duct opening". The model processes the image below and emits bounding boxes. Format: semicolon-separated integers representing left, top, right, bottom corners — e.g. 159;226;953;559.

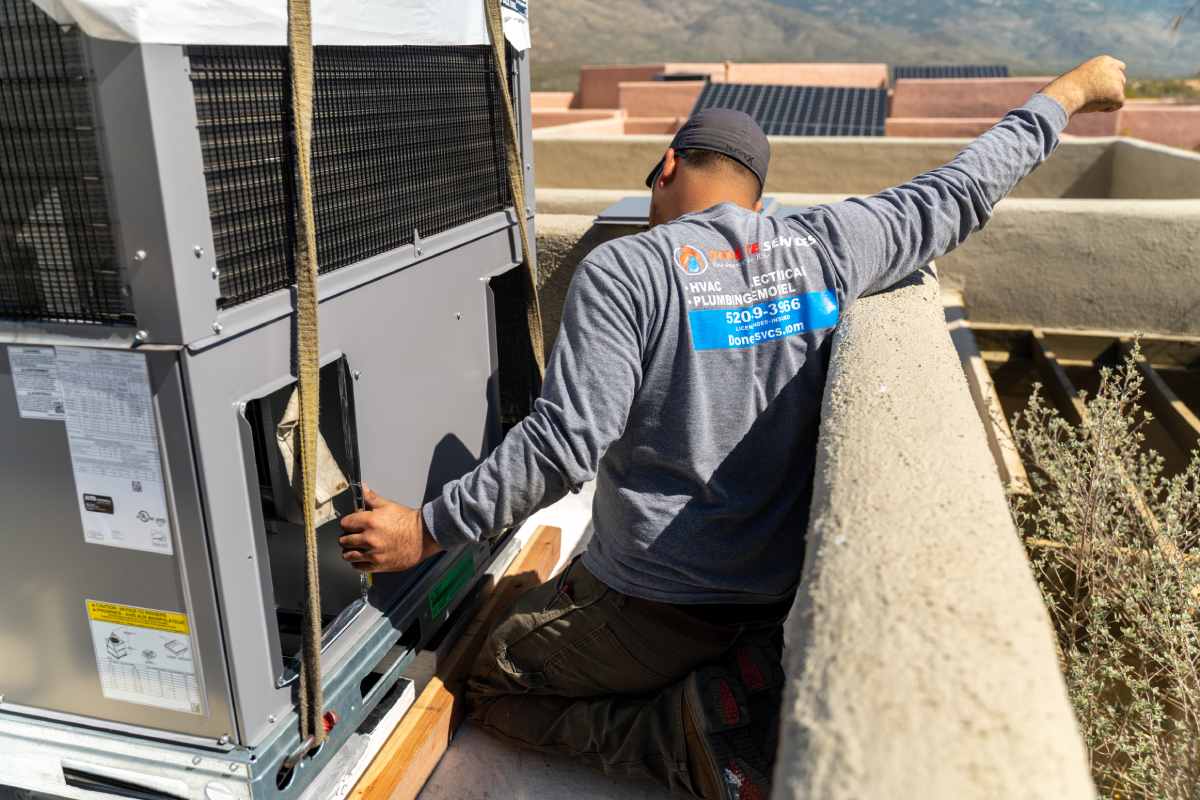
188;44;512;309
0;0;128;325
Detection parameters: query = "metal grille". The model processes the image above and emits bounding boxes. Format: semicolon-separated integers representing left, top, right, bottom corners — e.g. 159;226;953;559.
692;83;887;137
893;65;1009;80
0;0;128;325
189;45;511;308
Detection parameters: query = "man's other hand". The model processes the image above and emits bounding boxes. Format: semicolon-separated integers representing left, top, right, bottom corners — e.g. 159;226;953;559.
338;486;443;573
1043;55;1127;116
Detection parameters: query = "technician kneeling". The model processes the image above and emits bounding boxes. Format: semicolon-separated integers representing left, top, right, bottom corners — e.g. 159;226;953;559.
339;56;1127;800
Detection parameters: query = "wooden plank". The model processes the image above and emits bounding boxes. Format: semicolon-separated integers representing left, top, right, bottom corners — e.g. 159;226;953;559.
1118;338;1200;456
1030;329;1087;427
349;525;562;800
1031;331;1172;554
967;321;1200;348
943;296;1030;494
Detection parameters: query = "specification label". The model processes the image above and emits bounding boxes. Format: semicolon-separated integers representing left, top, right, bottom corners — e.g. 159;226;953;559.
58;348;173;555
86;600;203;715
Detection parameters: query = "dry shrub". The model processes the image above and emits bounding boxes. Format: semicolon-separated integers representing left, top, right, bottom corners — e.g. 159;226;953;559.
1010;343;1200;799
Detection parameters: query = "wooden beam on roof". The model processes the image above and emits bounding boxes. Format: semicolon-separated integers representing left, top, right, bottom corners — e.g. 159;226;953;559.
944;295;1030;495
1117;338;1200;457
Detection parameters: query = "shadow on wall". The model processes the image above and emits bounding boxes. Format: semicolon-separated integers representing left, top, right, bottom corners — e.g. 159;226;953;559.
537;221;641;349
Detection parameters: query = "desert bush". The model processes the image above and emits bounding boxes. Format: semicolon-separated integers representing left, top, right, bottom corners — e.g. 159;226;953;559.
1010;344;1200;799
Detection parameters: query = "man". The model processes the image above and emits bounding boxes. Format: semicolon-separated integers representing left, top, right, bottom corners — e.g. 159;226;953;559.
340;56;1127;799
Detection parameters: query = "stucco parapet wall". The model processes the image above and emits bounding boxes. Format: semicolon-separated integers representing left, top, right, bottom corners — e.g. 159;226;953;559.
533;134;1116;198
936;198;1200;336
535;196;1200;337
775;267;1094;800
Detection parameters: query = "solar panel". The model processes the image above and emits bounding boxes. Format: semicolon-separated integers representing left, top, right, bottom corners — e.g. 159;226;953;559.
893;65;1009;80
691;83;887;137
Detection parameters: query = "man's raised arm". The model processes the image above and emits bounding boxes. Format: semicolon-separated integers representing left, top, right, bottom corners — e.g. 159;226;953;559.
795;55;1127;303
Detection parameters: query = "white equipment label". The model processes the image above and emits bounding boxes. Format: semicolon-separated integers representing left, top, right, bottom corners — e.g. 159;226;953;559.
86;600;204;715
57;347;173;556
8;345;65;420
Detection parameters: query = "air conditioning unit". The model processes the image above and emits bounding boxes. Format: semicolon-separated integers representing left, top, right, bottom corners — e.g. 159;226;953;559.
0;1;539;797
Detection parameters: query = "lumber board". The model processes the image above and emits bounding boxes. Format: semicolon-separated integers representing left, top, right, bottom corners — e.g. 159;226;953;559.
1031;331;1171;555
349;525;562;800
1118;338;1200;456
944;297;1030;494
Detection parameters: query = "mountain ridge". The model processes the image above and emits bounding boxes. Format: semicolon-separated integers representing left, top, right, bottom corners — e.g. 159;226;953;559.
530;0;1199;89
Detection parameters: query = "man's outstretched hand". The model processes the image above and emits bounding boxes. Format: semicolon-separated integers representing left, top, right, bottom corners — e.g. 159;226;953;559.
1042;55;1127;116
339;486;443;573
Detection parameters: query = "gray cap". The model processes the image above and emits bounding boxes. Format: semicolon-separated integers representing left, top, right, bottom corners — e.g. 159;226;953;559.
644;108;770;190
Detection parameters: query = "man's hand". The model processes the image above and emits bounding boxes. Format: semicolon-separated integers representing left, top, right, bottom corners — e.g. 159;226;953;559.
338;486;443;573
1042;55;1127;116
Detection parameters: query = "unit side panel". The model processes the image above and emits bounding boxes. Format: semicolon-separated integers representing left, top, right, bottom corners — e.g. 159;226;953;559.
182;227;515;745
0;347;235;740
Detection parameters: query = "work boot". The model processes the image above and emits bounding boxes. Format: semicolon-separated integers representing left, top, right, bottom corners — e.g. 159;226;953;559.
682;665;772;800
726;642;785;759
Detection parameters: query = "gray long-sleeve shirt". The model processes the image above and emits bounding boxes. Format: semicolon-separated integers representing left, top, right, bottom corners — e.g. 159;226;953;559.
424;94;1068;604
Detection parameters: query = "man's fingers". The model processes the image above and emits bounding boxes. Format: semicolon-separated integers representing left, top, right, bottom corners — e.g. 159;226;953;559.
342;550;370;563
338;532;373;551
340;510;372;532
363;485;388;510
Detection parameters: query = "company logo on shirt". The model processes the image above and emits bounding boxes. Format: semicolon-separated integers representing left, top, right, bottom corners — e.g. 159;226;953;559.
673;245;708;276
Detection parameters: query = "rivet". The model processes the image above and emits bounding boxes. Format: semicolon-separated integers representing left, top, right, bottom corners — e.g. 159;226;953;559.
455;312;462;321
268;714;277;724
134;330;149;343
133;250;147;262
210;267;219;280
192;756;202;766
228;763;239;773
194;246;205;259
352;371;361;380
211;322;223;334
218;734;230;745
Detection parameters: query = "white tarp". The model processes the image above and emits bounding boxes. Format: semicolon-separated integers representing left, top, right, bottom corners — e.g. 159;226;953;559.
28;0;530;49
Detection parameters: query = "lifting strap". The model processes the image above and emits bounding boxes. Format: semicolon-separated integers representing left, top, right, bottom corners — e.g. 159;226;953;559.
483;0;546;377
286;0;326;747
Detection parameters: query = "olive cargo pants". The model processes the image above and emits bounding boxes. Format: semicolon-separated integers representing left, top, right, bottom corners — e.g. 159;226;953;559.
465;557;787;797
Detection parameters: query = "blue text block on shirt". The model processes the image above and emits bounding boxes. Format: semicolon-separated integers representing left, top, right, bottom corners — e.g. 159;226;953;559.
688;290;839;351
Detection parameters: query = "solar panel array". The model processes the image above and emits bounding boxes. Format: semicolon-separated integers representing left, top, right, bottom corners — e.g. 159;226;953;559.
893;65;1009;80
691;83;887;137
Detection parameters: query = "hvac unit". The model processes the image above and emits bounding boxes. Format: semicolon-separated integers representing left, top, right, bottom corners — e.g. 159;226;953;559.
0;1;540;797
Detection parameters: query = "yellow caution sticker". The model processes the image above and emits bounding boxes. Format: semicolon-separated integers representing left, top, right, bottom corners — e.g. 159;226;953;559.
85;600;190;634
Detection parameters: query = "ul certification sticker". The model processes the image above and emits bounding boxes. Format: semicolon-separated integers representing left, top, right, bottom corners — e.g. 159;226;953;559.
86;600;204;715
57;347;173;555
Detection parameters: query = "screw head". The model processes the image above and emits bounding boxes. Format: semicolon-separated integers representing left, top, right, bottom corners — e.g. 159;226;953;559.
194;246;205;259
134;329;149;343
211;322;223;334
455;312;462;320
210;267;219;280
133;250;147;262
267;714;277;724
228;763;239;773
352;370;361;380
192;756;202;766
217;734;230;745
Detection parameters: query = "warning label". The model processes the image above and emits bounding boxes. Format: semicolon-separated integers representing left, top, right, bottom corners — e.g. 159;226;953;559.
7;345;65;420
85;600;203;715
